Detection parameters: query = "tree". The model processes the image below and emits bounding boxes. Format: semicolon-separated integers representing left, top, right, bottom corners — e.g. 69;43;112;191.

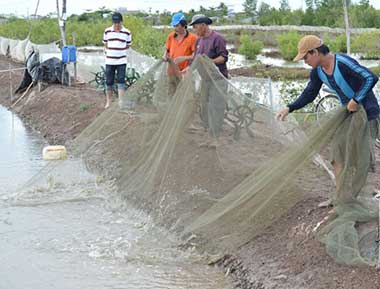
305;0;315;10
358;0;369;7
257;2;273;25
199;6;207;13
217;2;229;16
243;0;257;17
280;0;290;11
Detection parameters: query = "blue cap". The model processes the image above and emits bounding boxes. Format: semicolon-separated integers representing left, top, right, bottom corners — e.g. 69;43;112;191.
170;12;185;26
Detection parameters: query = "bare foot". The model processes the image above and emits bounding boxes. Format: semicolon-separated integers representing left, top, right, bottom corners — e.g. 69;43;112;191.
105;102;110;109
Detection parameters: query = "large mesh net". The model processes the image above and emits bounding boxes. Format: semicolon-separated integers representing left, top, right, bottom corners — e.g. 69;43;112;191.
0;37;60;62
18;55;379;267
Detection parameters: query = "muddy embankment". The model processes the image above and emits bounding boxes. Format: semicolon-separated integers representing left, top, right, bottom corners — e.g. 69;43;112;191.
1;55;380;289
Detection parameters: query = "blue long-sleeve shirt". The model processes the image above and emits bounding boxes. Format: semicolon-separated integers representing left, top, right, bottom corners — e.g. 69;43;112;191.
288;54;380;120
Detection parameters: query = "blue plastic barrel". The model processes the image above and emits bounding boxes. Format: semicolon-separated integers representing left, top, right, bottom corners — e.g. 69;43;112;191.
62;45;77;63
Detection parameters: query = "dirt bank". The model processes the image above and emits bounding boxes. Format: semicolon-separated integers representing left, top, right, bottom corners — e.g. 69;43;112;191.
0;55;105;145
1;56;380;289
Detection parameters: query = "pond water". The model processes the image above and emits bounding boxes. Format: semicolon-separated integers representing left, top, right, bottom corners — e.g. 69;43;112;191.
0;105;232;289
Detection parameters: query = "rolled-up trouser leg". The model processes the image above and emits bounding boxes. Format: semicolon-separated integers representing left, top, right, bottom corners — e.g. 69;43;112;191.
105;64;116;91
208;80;227;138
116;64;126;91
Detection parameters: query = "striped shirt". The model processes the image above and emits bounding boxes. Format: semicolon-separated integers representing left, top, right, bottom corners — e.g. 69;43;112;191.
288;54;379;120
103;25;132;65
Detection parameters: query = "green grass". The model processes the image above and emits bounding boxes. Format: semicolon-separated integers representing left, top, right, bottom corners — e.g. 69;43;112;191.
0;16;167;58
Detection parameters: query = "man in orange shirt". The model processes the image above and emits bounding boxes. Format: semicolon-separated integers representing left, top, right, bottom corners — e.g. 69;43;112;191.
163;12;197;96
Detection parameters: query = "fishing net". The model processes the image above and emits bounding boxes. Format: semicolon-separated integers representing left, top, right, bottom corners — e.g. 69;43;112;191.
0;37;29;62
18;54;379;267
0;37;10;56
10;38;28;62
8;39;19;60
24;40;61;58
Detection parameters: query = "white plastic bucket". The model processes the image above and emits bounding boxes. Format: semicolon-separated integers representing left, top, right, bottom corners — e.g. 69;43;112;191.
42;145;67;160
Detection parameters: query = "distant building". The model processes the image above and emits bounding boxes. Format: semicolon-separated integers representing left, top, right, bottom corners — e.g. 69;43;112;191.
116;7;141;15
30;14;43;20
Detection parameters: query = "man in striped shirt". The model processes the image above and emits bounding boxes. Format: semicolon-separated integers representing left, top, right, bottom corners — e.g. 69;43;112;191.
103;12;132;108
277;35;380;207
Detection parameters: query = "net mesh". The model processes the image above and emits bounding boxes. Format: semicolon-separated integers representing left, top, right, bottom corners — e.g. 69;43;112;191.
18;55;379;267
0;36;10;56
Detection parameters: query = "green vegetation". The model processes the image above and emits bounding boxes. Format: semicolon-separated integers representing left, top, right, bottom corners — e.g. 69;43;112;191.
0;15;167;58
240;0;380;28
238;35;263;59
1;2;380;63
229;63;380;82
352;31;380;59
277;31;301;61
79;102;95;112
229;64;310;81
323;34;347;53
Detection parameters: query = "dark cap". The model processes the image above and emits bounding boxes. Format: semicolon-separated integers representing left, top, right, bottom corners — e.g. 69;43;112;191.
112;12;123;23
189;14;212;25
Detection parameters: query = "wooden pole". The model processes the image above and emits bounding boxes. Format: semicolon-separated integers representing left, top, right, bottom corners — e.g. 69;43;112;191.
11;82;33;108
56;0;66;47
343;0;351;55
72;32;77;83
62;0;67;43
9;63;12;104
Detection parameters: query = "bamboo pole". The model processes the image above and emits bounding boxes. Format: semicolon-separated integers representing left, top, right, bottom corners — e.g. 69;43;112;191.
9;63;12;104
11;82;33;108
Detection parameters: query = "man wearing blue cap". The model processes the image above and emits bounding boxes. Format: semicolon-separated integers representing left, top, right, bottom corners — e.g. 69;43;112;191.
103;12;132;108
163;12;197;96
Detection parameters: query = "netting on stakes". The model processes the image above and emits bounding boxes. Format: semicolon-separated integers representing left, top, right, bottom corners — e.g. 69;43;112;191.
0;36;60;62
17;54;379;267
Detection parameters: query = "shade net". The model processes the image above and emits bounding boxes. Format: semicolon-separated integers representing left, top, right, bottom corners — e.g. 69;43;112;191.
17;55;380;267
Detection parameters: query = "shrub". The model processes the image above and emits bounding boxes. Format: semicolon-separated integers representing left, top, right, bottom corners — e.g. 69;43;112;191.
352;31;380;59
277;30;302;61
323;34;347;53
238;35;263;60
0;16;167;58
79;103;94;112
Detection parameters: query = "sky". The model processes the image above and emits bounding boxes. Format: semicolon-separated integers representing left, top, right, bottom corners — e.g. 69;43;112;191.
0;0;380;17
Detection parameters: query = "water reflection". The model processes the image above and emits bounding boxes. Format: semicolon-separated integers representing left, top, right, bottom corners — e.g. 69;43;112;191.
0;106;46;193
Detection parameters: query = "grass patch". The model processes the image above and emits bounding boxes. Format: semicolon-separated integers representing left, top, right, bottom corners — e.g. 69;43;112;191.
229;64;310;81
79;102;95;112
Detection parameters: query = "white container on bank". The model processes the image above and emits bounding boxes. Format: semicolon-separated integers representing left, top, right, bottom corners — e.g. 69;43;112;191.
42;145;67;160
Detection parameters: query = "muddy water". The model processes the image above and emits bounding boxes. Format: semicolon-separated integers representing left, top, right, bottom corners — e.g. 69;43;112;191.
0;106;232;289
0;106;47;192
228;46;380;69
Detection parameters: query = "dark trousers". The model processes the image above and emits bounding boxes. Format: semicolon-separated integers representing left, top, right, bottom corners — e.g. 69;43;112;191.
106;64;126;91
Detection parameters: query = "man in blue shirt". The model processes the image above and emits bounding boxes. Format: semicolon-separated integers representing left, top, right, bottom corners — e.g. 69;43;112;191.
277;35;380;205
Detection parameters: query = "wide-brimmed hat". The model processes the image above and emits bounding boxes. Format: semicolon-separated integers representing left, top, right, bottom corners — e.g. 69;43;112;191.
112;12;123;23
170;12;186;26
189;14;212;25
293;35;323;62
